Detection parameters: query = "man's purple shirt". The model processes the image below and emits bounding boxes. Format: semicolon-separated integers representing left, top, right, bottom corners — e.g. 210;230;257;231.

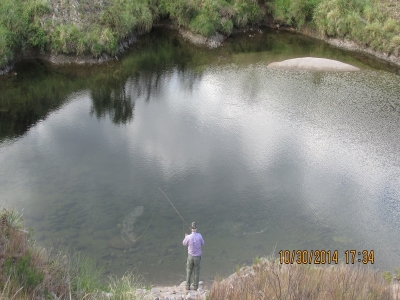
183;232;204;256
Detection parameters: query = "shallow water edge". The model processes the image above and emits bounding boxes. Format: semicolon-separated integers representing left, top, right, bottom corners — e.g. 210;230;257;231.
1;22;400;76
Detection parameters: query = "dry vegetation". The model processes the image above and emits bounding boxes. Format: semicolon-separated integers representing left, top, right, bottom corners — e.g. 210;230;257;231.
209;257;400;300
0;208;143;299
0;208;70;298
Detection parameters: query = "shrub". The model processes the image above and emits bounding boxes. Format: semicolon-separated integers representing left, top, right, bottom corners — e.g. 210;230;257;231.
0;0;29;49
158;0;197;26
271;0;322;27
27;23;48;52
189;0;221;36
232;0;264;27
221;18;234;35
52;24;84;54
0;0;51;53
363;21;385;49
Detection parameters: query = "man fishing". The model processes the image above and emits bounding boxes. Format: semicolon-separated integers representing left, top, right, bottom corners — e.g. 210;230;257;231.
183;222;204;291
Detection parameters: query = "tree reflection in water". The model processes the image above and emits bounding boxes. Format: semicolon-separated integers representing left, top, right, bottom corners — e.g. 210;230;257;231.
90;78;135;125
89;67;202;125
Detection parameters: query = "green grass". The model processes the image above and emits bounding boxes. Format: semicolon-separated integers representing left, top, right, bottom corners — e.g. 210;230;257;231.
1;0;400;70
266;0;400;56
268;0;323;27
313;0;400;53
159;0;263;37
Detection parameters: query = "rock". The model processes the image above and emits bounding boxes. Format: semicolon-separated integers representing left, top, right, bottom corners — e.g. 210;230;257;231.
121;206;144;243
267;57;360;71
178;29;225;48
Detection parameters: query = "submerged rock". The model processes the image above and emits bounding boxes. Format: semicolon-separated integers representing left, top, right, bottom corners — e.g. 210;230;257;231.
121;206;144;243
267;57;360;71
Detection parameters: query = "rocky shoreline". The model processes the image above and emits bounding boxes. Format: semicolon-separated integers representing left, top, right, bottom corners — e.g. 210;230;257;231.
134;281;208;300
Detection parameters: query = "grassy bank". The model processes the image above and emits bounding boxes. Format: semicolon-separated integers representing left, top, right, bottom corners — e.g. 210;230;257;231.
0;0;400;71
2;207;399;299
0;0;264;70
267;0;400;56
0;208;144;299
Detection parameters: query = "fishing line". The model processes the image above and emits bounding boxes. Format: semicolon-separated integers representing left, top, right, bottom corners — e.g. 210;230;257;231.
159;188;190;228
158;188;190;257
131;188;189;243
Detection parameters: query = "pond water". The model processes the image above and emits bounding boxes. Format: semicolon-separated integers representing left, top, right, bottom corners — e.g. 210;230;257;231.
1;27;400;285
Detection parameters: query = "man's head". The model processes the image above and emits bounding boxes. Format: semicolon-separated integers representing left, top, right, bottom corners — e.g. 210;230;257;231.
191;222;197;232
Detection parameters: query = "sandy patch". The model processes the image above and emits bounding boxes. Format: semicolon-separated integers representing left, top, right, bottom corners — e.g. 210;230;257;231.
267;57;360;71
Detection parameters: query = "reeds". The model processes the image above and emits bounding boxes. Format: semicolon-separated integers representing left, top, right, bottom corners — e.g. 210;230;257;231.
209;257;399;300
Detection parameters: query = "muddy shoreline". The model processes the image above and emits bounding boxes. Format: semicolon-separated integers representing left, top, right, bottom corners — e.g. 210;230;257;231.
1;22;400;75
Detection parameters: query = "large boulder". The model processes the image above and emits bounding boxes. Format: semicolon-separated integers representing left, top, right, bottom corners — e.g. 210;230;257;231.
267;57;360;71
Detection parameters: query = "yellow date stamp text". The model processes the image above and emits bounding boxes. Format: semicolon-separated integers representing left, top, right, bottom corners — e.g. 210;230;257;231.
278;250;374;265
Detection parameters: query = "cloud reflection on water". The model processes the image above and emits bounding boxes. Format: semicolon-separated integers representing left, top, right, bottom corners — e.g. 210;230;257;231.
1;62;400;281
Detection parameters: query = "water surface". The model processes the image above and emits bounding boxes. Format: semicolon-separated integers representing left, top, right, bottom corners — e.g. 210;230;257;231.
1;27;400;285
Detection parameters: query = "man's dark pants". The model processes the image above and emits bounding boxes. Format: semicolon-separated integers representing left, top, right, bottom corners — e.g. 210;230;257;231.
186;254;201;290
